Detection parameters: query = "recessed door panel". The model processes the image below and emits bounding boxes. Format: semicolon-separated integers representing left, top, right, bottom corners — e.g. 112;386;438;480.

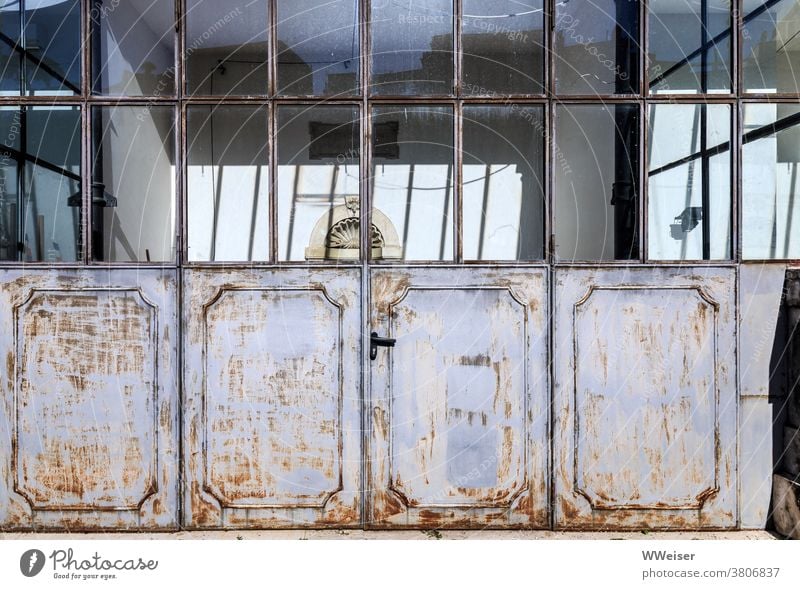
369;267;549;528
183;268;361;528
553;267;737;529
0;270;178;530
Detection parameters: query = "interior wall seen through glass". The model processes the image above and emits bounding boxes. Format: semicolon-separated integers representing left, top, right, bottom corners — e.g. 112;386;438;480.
187;106;269;262
742;103;800;259
185;0;268;96
277;105;361;262
277;0;360;96
462;105;544;260
648;104;732;260
372;105;454;261
555;104;640;261
92;106;176;262
92;0;175;96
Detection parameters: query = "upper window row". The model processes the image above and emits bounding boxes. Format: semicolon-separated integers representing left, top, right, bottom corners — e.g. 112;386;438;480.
3;0;800;97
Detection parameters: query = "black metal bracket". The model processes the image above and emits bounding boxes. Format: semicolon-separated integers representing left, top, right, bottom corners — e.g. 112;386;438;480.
370;332;396;361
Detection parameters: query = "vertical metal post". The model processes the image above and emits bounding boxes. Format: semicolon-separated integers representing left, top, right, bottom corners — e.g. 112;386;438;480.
700;0;711;259
89;0;103;261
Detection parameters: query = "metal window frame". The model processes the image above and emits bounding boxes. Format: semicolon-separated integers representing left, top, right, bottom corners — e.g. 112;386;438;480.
0;0;798;269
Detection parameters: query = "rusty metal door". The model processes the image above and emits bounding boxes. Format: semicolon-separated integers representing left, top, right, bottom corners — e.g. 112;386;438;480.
368;267;549;528
553;267;737;529
0;269;178;530
182;268;362;528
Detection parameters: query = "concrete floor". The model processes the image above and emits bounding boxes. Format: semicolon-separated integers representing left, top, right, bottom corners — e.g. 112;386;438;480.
0;530;779;540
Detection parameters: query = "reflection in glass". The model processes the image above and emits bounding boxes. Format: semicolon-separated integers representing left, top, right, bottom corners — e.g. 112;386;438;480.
187;106;269;262
370;0;453;95
0;106;80;261
186;0;268;95
742;103;800;259
743;0;800;93
648;104;731;260
0;0;81;96
555;0;639;95
462;0;544;95
554;104;639;261
372;105;454;261
92;106;175;262
462;105;544;260
277;105;360;262
648;0;731;94
277;0;359;95
92;0;175;96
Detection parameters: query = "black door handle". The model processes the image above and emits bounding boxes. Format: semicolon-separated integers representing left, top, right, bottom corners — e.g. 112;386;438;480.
370;332;396;360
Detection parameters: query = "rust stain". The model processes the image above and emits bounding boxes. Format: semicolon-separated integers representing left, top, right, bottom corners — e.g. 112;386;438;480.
418;509;443;527
374;489;405;521
372;273;411;317
559;497;582;522
190;480;220;526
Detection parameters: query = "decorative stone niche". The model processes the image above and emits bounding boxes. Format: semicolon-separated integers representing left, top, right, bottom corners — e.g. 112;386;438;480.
305;196;402;261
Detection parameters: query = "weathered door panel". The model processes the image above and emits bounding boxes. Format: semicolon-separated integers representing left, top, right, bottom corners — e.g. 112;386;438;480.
369;267;549;528
0;269;178;530
553;267;737;529
183;268;361;528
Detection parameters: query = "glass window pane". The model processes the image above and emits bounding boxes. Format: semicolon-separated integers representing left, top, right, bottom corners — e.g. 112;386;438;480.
743;0;800;94
462;0;544;95
186;0;268;96
277;105;360;262
0;0;81;96
92;106;176;262
742;103;800;259
187;106;269;262
555;104;639;261
0;106;81;261
277;0;359;96
0;10;20;95
371;105;454;261
555;0;639;95
463;105;544;260
648;0;731;94
648;104;731;260
92;0;175;96
370;0;453;95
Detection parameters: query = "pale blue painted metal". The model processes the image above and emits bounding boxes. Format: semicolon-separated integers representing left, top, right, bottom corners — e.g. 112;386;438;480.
181;268;362;528
0;269;178;530
368;267;549;528
553;267;737;529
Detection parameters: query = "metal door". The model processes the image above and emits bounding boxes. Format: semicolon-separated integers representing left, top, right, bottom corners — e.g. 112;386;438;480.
182;268;362;528
368;267;549;528
0;269;178;530
553;266;737;529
